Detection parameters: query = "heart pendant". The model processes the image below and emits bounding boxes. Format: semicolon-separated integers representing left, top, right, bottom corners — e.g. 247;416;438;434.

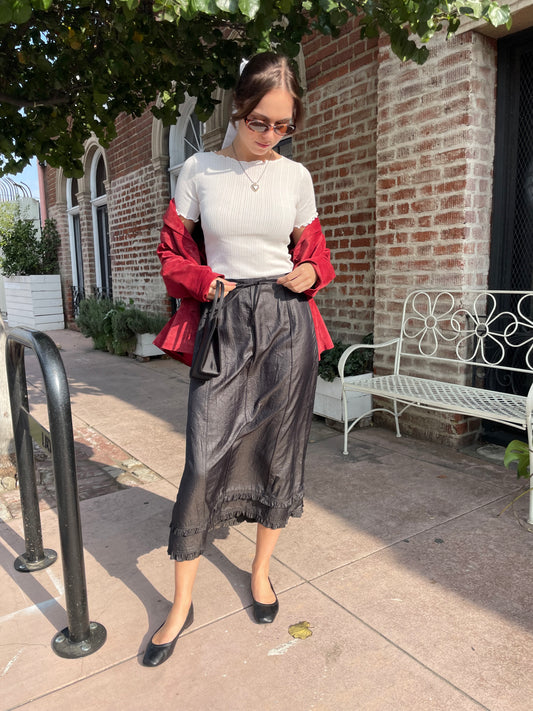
251;183;259;192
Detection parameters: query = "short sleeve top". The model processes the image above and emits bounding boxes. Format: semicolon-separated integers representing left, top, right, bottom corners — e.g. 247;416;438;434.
174;152;318;279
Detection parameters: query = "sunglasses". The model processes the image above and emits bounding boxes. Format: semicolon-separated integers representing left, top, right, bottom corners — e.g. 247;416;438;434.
244;117;296;137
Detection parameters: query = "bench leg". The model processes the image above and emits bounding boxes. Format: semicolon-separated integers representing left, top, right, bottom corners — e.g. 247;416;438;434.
393;399;401;438
342;388;349;456
527;415;533;524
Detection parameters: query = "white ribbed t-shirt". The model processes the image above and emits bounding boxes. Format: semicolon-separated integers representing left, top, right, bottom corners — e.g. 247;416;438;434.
174;151;318;279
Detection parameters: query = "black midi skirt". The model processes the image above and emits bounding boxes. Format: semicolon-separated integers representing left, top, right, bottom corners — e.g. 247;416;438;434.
167;277;319;561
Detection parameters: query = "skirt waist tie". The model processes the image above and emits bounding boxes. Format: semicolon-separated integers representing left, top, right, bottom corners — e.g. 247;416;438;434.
230;276;285;314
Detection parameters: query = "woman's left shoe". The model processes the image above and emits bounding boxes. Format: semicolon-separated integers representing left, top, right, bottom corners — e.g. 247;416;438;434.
251;579;279;624
142;603;194;667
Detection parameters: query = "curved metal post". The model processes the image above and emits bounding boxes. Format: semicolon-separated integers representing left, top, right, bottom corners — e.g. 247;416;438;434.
6;338;57;571
5;327;106;658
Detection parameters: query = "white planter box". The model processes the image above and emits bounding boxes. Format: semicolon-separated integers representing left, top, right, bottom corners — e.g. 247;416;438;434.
314;374;372;423
4;274;64;331
132;333;164;358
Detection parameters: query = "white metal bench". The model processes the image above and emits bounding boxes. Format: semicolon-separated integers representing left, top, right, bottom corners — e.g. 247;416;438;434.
338;290;533;521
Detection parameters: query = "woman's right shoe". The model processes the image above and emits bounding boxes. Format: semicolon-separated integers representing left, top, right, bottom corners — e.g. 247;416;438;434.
142;603;194;667
251;580;279;624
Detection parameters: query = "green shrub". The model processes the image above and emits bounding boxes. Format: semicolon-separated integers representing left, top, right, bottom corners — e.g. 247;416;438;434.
39;218;61;274
124;308;168;335
104;302;136;355
318;334;373;382
76;297;167;355
76;297;114;351
0;214;60;277
0;202;17;237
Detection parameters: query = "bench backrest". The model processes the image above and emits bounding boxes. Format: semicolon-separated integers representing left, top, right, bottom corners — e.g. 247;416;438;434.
397;290;533;381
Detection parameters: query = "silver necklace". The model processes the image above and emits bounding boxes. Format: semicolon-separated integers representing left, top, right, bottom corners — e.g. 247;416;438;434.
231;143;271;191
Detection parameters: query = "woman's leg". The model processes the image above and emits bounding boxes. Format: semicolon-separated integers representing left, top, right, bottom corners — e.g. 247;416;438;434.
251;524;281;604
151;557;201;644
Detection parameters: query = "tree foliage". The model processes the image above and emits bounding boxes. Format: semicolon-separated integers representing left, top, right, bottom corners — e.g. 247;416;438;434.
0;0;511;177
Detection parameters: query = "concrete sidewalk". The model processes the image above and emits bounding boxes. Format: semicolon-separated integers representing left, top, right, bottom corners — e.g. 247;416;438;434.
1;328;532;711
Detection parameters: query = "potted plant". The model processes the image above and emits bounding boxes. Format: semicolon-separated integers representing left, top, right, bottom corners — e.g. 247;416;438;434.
498;439;532;521
314;335;373;423
76;297;167;358
0;213;64;330
117;305;168;358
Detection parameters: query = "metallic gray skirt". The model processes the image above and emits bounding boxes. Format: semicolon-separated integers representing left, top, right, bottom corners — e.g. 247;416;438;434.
168;278;319;561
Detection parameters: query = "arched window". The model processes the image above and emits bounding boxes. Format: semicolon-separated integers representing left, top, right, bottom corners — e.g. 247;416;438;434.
67;177;84;314
90;151;112;298
168;96;204;195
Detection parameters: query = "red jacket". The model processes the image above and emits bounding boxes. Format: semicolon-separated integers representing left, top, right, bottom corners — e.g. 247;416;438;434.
154;199;335;365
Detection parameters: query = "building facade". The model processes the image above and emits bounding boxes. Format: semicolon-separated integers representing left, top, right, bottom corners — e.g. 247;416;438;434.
42;8;533;446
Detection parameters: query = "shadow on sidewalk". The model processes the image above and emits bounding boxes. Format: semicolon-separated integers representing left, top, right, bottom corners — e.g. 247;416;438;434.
13;330;533;646
1;468;259;664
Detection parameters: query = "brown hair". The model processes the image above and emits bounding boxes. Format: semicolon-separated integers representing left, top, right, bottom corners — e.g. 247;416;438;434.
231;53;304;129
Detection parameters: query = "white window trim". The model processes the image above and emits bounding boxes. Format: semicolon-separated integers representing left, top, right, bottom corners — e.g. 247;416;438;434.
168;95;204;195
66;178;82;289
90;149;107;289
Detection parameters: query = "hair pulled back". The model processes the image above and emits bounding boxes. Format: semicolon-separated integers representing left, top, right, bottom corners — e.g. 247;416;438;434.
231;53;303;128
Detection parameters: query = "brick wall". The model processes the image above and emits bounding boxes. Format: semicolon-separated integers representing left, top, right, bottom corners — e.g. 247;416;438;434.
372;31;498;444
299;19;379;345
110;112;155;179
106;163;169;312
104;111;171;313
45;110;172;323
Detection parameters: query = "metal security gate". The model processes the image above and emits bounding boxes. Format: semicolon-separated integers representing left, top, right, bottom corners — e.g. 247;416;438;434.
490;27;533;300
485;27;533;444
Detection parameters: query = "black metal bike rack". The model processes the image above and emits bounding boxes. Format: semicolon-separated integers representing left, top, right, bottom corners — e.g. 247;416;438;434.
5;327;106;658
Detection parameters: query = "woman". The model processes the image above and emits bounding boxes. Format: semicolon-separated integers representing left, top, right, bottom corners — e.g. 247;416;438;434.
144;52;335;667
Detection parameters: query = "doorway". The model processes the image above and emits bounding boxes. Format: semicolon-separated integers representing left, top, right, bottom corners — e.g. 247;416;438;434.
486;27;533;444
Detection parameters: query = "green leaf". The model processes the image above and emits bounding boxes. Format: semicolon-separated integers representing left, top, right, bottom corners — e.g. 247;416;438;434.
215;0;239;11
329;8;348;26
193;0;218;12
487;2;511;26
0;0;12;23
12;0;32;24
239;0;261;17
153;0;180;22
279;0;294;12
504;440;531;479
459;1;483;18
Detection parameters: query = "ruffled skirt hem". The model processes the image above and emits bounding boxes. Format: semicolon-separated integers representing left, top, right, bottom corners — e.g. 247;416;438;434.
167;496;303;562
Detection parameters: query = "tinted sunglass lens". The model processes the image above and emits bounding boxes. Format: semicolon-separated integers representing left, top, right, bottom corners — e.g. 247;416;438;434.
274;124;295;136
246;120;295;136
249;121;268;133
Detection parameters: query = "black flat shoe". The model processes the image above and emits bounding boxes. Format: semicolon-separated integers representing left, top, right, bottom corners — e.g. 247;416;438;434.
251;580;279;624
142;603;194;667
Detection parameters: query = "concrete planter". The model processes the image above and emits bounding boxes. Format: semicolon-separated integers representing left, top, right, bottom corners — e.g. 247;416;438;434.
132;333;164;358
4;274;64;331
314;373;372;423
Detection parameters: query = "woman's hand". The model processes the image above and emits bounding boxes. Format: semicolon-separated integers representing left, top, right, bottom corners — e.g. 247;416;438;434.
206;278;237;301
277;263;317;293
